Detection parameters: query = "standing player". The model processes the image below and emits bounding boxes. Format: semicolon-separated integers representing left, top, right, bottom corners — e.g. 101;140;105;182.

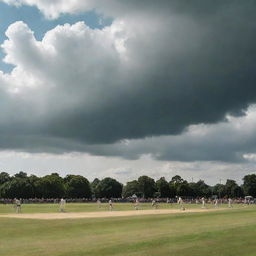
59;198;66;212
214;198;219;208
97;199;101;209
134;198;139;210
201;197;206;208
15;198;22;213
228;198;233;208
109;199;113;211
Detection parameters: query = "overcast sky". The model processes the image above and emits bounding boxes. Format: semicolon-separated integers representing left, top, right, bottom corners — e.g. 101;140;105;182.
0;0;256;184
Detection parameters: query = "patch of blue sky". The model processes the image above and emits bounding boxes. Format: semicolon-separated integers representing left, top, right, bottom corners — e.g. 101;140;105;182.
0;2;112;73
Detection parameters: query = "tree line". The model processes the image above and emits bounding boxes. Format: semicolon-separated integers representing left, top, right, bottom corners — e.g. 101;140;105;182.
0;171;256;199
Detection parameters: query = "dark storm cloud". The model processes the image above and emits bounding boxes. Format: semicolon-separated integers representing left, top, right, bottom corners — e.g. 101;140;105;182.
58;111;256;163
43;0;256;143
0;0;256;162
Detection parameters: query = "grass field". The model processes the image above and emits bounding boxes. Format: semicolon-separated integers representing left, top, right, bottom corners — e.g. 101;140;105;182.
0;203;256;256
0;202;246;214
2;202;178;214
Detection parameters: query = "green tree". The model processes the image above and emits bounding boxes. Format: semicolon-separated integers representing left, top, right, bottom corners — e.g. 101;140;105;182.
122;180;140;198
91;178;101;198
156;177;170;197
224;179;243;198
195;180;211;197
176;181;192;197
212;183;226;198
0;177;33;198
0;172;11;185
231;185;244;198
243;174;256;197
28;175;40;198
170;175;184;185
169;175;191;197
65;175;91;198
188;182;199;197
36;173;65;198
169;183;176;197
96;177;123;198
14;171;28;179
138;176;156;198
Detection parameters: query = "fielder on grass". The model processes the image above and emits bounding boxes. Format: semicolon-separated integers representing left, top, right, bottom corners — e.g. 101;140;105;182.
228;198;233;208
177;197;185;211
97;199;101;209
201;197;206;208
134;198;139;210
109;199;113;211
59;198;66;212
14;198;21;213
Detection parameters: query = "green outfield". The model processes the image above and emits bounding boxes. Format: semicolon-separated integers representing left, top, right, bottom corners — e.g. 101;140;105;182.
0;202;246;214
0;204;255;256
2;202;174;214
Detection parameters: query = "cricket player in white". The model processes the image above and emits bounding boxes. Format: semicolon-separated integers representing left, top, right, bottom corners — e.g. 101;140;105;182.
109;199;113;211
178;197;185;210
214;198;218;208
134;198;139;210
228;198;233;208
97;199;101;209
59;198;66;212
15;198;21;213
201;197;206;208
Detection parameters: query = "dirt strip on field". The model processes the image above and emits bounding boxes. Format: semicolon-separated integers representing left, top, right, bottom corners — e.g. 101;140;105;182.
0;208;229;220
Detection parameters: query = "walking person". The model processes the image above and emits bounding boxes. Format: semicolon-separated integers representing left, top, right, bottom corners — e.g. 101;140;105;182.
152;199;158;209
151;199;156;208
178;197;185;211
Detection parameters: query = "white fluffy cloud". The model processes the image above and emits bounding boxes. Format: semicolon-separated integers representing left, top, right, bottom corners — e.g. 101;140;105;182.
0;9;187;141
0;0;140;19
0;19;127;120
1;0;95;19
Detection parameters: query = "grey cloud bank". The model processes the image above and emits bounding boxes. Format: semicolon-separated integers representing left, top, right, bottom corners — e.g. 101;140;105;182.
0;1;255;165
